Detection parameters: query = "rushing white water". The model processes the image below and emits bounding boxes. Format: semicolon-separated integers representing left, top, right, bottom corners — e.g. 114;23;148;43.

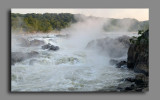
11;32;136;92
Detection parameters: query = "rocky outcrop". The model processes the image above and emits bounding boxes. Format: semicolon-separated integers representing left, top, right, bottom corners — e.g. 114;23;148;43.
115;74;148;92
107;30;149;92
86;35;131;58
127;30;149;76
41;43;59;51
125;30;149;92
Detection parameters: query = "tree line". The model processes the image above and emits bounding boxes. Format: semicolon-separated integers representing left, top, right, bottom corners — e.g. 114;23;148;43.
11;13;77;33
103;18;149;32
11;13;149;33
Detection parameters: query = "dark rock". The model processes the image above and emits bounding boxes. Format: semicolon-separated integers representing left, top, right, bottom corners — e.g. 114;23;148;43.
143;30;149;39
125;87;133;91
135;73;147;86
42;43;51;49
127;44;136;69
117;87;123;90
126;30;149;91
116;81;136;92
127;30;149;76
125;77;135;82
49;45;59;51
109;59;127;68
131;84;135;88
134;63;149;76
42;43;59;51
117;73;149;92
116;61;127;68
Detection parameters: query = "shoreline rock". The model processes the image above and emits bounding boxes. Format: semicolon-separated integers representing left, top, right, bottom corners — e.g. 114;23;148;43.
120;30;149;92
102;30;149;92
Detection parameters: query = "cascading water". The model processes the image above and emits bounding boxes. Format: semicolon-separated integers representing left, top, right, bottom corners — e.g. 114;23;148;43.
11;32;137;92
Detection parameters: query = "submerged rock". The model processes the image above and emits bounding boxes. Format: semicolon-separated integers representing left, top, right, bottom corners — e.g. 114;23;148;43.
109;59;127;68
11;52;25;65
117;73;148;92
42;43;59;51
19;38;45;47
125;77;135;82
29;59;37;65
86;35;131;58
116;61;127;68
11;51;39;65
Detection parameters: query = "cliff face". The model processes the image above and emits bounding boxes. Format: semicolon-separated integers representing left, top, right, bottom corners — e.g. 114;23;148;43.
127;30;149;76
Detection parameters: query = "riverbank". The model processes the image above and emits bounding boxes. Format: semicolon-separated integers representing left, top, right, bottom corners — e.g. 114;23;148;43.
112;30;149;92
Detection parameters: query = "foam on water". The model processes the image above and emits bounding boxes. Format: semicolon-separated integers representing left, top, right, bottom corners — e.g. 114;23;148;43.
11;32;136;92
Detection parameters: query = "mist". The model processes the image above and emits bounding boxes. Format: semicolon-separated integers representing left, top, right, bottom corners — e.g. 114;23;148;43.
58;15;136;59
11;14;137;92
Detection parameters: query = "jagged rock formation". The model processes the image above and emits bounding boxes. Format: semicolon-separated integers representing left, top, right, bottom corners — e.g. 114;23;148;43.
125;30;149;92
108;30;149;92
86;35;131;58
127;30;149;76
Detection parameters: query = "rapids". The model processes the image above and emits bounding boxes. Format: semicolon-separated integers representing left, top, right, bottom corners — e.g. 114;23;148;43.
11;32;137;92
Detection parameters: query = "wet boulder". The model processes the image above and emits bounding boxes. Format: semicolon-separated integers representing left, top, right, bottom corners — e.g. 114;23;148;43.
134;63;149;76
109;59;127;68
42;43;59;51
125;77;135;82
116;61;127;68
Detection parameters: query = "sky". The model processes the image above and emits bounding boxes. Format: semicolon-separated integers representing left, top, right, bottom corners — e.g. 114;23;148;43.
12;8;149;21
